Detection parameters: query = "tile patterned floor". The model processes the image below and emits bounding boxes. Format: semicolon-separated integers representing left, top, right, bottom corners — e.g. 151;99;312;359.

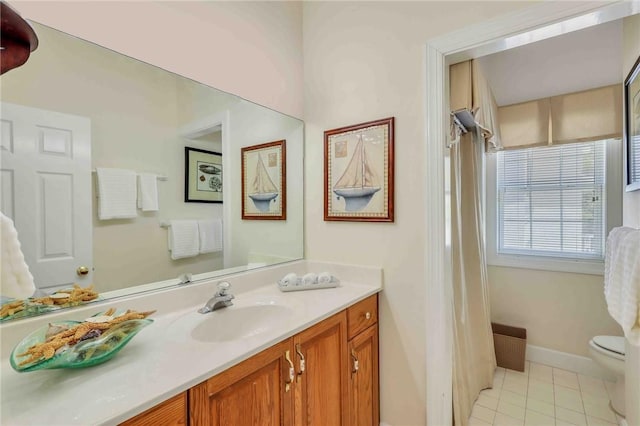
468;362;624;426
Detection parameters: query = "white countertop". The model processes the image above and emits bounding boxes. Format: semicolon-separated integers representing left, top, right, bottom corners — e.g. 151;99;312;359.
1;273;381;425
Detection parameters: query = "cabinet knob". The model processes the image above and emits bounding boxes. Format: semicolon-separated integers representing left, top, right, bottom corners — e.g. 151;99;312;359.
365;311;371;320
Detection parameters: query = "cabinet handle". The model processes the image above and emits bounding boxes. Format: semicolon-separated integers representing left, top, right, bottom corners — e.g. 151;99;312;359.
284;350;295;392
295;343;305;382
351;348;359;374
365;311;371;320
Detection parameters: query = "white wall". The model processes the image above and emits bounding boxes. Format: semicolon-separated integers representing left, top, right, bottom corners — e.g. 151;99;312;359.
622;13;640;426
302;2;535;424
11;1;304;119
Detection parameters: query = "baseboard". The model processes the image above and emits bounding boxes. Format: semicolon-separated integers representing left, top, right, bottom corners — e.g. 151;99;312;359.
526;344;616;381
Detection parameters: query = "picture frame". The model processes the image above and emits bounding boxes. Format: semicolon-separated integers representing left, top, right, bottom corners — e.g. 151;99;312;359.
625;55;640;192
241;140;286;220
184;147;223;203
324;117;394;222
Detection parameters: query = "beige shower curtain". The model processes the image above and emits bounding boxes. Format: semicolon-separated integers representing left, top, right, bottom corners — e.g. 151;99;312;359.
449;60;497;426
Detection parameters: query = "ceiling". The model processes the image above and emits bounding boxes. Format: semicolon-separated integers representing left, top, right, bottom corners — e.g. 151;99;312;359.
477;19;622;106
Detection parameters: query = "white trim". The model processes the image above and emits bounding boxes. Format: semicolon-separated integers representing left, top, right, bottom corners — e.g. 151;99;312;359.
424;3;638;425
425;43;452;426
430;1;638;64
526;344;617;381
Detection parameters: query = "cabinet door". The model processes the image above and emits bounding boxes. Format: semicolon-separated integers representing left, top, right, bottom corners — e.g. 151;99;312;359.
189;339;294;426
293;311;348;426
348;324;379;426
120;392;187;426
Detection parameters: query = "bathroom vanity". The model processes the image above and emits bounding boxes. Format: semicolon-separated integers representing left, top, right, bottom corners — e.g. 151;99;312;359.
0;261;381;425
123;294;378;426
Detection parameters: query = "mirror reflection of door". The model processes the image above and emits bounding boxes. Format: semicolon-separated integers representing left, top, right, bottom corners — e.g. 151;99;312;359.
1;102;92;291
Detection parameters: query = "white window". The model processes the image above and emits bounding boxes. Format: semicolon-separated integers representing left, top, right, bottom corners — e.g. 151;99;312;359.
486;139;622;275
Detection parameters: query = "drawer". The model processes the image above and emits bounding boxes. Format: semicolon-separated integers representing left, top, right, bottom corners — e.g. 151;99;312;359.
347;294;378;339
119;392;187;426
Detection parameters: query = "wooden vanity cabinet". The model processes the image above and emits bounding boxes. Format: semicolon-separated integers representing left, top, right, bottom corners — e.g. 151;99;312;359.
120;392;187;426
188;338;294;426
123;294;379;426
348;323;379;426
292;311;349;426
346;294;379;426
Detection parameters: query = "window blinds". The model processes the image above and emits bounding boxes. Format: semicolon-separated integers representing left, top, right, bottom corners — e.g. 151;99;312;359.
497;141;606;260
630;132;640;184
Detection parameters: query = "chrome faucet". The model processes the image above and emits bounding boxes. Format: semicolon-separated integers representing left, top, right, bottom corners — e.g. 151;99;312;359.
198;281;234;314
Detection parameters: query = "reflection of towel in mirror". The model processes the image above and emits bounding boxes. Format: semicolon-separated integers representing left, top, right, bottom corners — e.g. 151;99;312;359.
137;173;159;212
96;168;137;220
0;212;36;299
198;219;222;254
605;226;640;346
168;220;199;260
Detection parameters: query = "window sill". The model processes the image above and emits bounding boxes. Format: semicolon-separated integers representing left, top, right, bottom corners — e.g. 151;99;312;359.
487;253;604;276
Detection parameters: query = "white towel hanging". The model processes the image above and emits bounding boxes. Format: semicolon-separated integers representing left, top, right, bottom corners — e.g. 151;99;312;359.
96;168;137;220
168;220;199;260
0;212;36;299
604;226;640;346
137;173;159;212
198;219;222;254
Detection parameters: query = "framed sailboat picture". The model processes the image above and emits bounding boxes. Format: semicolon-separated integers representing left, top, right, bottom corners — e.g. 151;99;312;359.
241;140;286;220
324;117;394;222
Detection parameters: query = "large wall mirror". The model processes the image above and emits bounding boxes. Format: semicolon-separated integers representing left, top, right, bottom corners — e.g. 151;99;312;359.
0;22;304;320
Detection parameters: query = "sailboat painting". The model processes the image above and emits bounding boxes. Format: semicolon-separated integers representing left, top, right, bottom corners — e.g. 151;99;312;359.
324;117;394;222
241;140;286;220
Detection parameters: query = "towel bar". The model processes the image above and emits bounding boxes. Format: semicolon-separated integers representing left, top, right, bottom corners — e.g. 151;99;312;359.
92;170;168;181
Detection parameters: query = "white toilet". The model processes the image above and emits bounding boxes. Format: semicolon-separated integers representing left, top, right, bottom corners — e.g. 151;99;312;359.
588;335;626;417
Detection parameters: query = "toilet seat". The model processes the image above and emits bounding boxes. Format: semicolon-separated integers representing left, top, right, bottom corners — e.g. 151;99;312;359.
591;335;625;359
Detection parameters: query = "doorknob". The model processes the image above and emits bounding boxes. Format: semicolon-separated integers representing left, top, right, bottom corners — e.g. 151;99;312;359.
76;266;89;276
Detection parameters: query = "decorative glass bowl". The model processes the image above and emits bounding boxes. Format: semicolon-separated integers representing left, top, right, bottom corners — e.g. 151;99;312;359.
0;301;57;321
10;317;153;372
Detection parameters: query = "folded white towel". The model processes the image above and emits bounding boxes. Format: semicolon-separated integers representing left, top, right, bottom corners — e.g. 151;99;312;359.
604;226;640;346
280;272;298;287
0;212;36;299
302;272;318;285
318;272;333;284
137;173;159;212
198;219;222;254
96;168;137;220
168;220;199;260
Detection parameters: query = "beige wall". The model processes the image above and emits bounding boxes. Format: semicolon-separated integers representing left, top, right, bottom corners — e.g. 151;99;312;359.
622;13;640;426
11;1;304;119
488;266;622;357
302;2;533;424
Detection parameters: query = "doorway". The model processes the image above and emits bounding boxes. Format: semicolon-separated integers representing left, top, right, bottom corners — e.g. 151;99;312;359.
424;3;639;425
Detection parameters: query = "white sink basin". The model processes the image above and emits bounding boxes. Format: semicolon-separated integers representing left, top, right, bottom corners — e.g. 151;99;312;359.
169;296;295;343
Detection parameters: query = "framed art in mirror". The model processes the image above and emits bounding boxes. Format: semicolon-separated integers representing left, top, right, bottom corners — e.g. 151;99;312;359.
324;117;394;222
185;147;223;203
241;140;286;220
625;55;640;192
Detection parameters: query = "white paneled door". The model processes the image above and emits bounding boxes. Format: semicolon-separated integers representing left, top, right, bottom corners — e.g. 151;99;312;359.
0;102;92;291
